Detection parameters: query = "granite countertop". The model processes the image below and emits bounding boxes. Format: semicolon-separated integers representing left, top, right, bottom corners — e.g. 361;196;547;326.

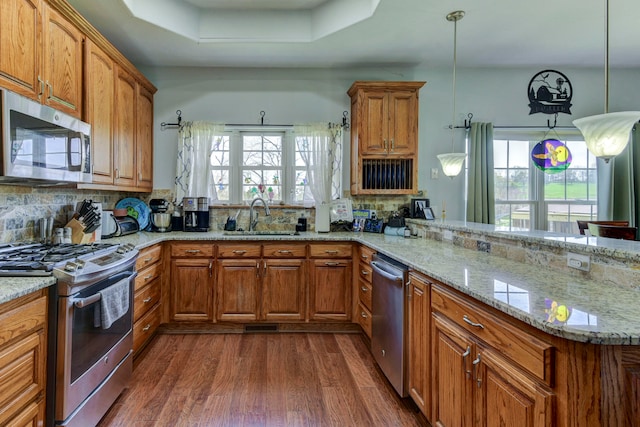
2;229;639;345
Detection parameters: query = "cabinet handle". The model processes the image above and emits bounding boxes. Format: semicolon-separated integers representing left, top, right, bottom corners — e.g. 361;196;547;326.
185;249;201;254
143;297;152;303
232;250;247;255
143;257;153;263
324;250;339;254
360;286;368;292
263;260;267;276
143;324;151;331
115;168;120;179
383;139;387;151
138;172;143;181
277;250;292;254
361;270;369;276
256;261;261;278
144;274;153;280
462;346;471;379
361;311;368;318
209;261;212;278
37;76;44;99
324;262;339;266
390;138;395;152
472;354;482;388
361;254;369;260
463;314;485;329
46;81;75;109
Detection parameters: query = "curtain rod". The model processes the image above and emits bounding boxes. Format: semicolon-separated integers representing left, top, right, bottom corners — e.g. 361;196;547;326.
454;112;577;131
161;110;350;130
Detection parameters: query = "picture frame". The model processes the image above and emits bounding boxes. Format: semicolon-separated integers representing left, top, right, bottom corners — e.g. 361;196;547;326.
423;206;435;221
411;198;430;219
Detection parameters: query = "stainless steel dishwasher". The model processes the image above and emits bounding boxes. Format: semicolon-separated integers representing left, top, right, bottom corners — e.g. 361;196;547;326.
371;253;409;397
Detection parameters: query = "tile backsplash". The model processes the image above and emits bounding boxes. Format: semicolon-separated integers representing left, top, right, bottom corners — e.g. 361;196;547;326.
0;184;416;243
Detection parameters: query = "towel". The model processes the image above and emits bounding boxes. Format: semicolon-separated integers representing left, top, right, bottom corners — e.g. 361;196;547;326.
95;277;130;329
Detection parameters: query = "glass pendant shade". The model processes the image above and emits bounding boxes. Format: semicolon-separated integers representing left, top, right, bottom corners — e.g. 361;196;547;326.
437;153;467;177
572;111;640;162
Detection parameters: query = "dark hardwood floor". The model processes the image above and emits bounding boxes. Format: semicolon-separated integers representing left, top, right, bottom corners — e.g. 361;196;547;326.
98;333;427;426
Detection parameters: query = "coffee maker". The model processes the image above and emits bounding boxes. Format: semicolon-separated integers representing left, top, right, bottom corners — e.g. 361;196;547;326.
183;197;210;232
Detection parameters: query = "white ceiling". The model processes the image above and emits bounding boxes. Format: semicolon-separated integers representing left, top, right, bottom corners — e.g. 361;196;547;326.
66;0;640;69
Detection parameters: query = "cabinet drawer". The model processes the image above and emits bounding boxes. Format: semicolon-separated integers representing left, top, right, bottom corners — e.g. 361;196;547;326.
133;303;160;355
170;243;214;257
134;262;162;292
0;331;44;427
217;244;261;258
359;262;372;283
135;244;162;270
431;285;554;385
358;278;372;311
0;293;46;347
357;303;372;337
263;243;306;258
358;245;375;265
134;278;161;323
309;243;352;258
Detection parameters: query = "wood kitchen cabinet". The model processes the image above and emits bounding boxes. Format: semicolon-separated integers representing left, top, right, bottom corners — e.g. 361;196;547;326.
84;39;115;185
133;244;163;357
309;243;353;322
0;0;82;117
355;245;375;337
407;271;431;419
0;289;47;427
113;66;137;188
170;243;214;322
347;81;424;195
216;243;307;322
431;284;555;427
136;84;154;191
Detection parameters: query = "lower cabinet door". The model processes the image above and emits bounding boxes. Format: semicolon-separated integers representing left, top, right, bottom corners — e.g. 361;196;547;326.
407;273;430;418
309;259;352;321
170;258;214;321
261;259;306;321
216;259;260;322
133;303;160;355
475;347;554;427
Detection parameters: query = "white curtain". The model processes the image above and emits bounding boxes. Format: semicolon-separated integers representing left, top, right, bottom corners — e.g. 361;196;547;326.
294;123;343;205
174;121;223;203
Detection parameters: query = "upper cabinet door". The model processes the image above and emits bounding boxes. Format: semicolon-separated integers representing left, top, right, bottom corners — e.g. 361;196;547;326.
359;90;388;155
0;0;42;99
114;66;136;188
84;39;115;185
387;90;419;156
136;84;154;191
42;5;82;117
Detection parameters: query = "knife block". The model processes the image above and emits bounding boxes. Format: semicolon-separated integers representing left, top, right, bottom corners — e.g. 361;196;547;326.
65;218;94;244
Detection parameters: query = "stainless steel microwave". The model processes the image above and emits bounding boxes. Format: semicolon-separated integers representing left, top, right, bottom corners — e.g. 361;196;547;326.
0;89;91;185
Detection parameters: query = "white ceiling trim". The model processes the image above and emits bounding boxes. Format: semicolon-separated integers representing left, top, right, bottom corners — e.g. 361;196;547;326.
121;0;380;43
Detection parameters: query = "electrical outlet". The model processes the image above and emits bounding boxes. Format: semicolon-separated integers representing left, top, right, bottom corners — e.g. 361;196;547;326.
567;252;590;271
443;230;453;241
431;168;439;179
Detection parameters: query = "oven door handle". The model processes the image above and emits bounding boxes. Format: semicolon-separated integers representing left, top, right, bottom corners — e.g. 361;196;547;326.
74;293;102;308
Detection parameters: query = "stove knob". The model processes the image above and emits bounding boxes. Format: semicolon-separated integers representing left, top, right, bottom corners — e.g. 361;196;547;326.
64;262;77;272
116;246;126;254
75;259;86;270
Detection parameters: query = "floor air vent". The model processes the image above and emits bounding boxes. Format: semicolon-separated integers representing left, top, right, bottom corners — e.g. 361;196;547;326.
244;324;278;333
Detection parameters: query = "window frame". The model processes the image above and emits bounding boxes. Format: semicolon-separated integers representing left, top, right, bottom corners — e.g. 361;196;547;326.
490;129;597;232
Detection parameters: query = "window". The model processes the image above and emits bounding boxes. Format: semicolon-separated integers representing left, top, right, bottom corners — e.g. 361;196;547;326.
209;129;312;205
493;131;597;233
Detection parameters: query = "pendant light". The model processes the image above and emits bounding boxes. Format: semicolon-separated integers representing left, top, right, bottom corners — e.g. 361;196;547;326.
437;10;467;178
572;0;640;163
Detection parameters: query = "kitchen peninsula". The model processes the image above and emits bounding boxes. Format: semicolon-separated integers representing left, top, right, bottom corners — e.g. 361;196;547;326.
1;223;639;426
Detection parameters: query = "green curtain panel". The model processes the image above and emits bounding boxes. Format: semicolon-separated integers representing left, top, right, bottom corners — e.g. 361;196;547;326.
611;125;640;229
466;122;495;224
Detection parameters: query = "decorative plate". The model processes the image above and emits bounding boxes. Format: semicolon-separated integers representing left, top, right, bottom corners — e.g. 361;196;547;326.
531;139;572;174
115;198;151;230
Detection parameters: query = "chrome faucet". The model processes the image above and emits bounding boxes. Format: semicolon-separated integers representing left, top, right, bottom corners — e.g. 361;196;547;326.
249;197;271;231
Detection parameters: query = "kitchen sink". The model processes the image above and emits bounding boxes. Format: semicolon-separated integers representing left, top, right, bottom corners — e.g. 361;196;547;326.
222;230;300;236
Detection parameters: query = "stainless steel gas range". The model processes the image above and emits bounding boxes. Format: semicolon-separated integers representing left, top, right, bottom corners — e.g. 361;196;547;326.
0;242;139;427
